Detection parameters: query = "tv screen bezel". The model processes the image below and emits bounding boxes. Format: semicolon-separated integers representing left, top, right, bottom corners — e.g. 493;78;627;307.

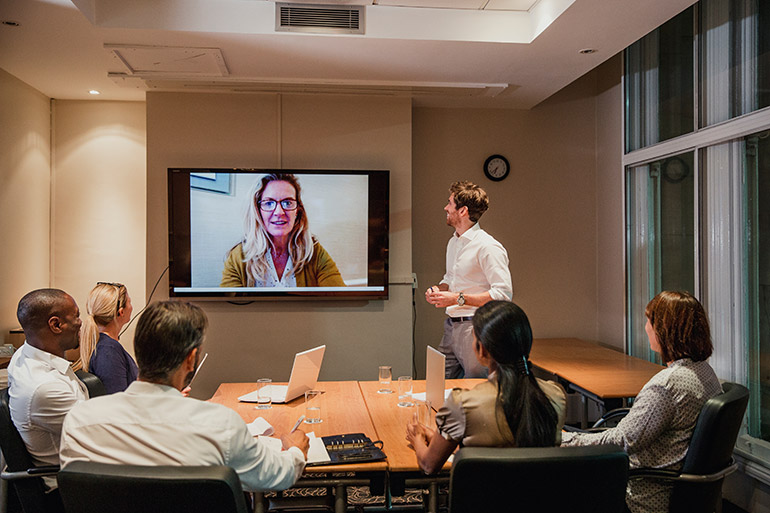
167;168;389;301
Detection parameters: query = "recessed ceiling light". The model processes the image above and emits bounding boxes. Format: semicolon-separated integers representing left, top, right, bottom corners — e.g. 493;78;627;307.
1;20;20;27
89;90;101;95
579;48;597;55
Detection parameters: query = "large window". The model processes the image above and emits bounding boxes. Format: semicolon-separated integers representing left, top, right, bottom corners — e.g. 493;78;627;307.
626;153;695;362
625;7;694;152
624;0;770;452
700;0;770;127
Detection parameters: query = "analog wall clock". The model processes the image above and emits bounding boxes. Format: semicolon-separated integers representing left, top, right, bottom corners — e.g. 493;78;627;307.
484;154;510;181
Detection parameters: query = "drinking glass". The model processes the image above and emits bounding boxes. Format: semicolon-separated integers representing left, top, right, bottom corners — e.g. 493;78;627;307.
304;390;323;424
397;376;414;407
378;366;393;394
413;399;431;427
255;378;272;409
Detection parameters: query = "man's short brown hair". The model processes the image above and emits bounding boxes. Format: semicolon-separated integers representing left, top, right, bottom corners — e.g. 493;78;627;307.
645;291;713;363
449;181;489;223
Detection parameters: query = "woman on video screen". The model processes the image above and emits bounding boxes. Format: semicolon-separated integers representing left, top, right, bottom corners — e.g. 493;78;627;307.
221;173;346;288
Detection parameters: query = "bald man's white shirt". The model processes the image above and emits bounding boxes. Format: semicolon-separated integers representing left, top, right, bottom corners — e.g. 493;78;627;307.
8;342;88;490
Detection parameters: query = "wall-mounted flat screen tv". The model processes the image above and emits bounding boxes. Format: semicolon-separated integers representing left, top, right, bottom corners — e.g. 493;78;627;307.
168;169;389;300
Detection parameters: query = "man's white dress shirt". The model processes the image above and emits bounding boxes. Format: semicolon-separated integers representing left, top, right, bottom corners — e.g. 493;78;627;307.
8;342;88;489
440;222;513;317
60;381;305;492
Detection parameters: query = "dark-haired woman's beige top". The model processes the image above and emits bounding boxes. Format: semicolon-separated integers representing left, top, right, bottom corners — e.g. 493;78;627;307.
435;376;567;447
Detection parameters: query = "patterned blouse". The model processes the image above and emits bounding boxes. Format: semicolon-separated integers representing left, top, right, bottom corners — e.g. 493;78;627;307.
561;358;722;513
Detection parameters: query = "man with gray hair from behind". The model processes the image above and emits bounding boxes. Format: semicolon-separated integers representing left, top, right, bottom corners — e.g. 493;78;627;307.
60;300;309;492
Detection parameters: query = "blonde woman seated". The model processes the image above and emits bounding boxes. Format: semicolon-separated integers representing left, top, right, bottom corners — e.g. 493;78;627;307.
221;173;346;288
80;282;137;394
406;301;567;474
562;291;722;513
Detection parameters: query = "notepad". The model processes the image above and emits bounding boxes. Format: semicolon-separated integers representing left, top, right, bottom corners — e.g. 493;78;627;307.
257;432;331;465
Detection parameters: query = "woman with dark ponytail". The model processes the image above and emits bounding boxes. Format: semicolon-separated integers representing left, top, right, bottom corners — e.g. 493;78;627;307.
406;300;566;474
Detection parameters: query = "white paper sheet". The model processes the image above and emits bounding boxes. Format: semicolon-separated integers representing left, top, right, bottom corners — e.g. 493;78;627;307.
255;431;331;465
411;389;452;402
247;417;274;437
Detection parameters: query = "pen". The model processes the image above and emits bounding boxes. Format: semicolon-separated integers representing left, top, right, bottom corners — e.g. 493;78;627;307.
290;415;306;433
188;352;208;386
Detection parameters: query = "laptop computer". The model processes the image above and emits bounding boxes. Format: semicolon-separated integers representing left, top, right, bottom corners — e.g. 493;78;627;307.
425;345;447;411
238;345;326;404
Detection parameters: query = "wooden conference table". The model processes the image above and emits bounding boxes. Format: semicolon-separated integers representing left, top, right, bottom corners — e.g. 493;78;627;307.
211;379;481;513
529;338;664;427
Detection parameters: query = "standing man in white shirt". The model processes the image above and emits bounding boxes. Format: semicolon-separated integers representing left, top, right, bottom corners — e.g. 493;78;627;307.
425;181;513;378
8;289;88;495
60;300;309;492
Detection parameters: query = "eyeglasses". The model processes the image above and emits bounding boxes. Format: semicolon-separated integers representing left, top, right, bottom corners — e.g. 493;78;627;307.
258;198;298;212
97;282;125;314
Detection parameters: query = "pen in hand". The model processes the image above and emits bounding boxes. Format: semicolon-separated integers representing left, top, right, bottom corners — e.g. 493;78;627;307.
290;415;306;433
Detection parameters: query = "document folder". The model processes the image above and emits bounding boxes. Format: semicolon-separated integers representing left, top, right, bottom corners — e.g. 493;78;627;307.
306;433;386;466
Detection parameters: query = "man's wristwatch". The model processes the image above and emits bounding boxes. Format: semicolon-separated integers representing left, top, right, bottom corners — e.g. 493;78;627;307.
457;292;466;307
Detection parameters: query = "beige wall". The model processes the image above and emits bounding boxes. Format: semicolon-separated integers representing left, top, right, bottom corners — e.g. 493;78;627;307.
51;100;147;353
0;69;51;343
412;70;604;374
594;55;625;351
146;92;413;399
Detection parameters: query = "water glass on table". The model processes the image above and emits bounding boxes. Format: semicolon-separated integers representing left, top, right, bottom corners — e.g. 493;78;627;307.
255;378;272;409
398;376;414;407
304;390;323;424
378;365;393;394
413;399;432;427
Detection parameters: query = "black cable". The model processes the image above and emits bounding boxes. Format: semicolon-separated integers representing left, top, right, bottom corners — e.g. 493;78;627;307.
119;265;169;336
412;280;417;378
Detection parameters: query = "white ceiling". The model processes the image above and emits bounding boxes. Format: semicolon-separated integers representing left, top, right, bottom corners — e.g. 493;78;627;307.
0;0;696;109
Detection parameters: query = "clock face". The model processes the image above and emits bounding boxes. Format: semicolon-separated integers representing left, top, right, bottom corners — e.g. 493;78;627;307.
484;155;510;181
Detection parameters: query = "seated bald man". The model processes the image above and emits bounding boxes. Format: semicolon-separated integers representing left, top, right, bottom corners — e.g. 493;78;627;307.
60;300;309;491
8;288;88;499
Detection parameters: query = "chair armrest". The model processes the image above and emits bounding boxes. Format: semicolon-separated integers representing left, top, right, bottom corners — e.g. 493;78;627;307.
592;408;632;429
629;460;737;483
1;465;60;481
563;425;610;433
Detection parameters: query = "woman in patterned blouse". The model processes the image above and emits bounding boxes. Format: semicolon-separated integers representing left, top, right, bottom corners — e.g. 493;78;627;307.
562;291;722;513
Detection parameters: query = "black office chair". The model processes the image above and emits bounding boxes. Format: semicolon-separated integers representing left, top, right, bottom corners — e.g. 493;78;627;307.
58;461;249;513
74;369;107;397
0;388;62;513
629;382;749;513
448;445;629;513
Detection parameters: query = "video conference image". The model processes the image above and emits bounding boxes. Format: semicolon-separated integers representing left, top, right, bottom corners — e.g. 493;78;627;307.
187;172;370;291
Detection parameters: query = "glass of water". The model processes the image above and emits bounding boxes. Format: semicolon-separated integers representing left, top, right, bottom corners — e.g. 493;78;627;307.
397;376;414;407
378;366;393;394
256;378;272;409
304;390;323;424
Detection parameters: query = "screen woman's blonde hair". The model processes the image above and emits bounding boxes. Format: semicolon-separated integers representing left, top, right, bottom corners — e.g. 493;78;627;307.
240;174;314;285
80;282;126;371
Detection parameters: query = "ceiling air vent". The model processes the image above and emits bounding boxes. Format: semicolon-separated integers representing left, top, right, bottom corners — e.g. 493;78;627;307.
276;3;364;34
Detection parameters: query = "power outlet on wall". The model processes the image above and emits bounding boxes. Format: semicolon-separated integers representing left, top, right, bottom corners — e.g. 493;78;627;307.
412;273;418;289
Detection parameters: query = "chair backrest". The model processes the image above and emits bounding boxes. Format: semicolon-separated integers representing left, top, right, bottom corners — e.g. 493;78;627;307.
58;461;249;513
0;388;55;513
74;369;107;398
669;381;750;512
449;445;629;513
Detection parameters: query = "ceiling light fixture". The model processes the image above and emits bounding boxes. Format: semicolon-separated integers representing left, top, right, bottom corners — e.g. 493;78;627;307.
579;48;597;55
89;90;101;95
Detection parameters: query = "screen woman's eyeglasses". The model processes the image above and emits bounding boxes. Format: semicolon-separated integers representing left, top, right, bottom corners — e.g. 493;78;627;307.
258;199;298;212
